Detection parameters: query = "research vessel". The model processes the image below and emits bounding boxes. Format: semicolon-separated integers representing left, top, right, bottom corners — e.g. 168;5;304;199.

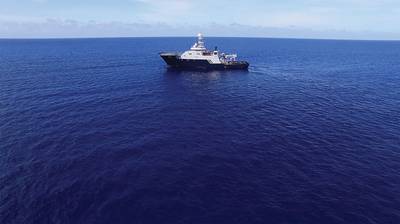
160;33;249;70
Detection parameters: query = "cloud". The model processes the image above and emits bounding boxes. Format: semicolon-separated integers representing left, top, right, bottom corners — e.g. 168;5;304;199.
1;0;399;39
131;0;193;23
1;19;400;40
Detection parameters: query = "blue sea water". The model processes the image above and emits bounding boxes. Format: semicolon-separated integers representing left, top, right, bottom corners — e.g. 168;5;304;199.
1;37;400;224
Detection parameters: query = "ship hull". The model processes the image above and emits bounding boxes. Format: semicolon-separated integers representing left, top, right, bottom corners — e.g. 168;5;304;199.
160;54;249;70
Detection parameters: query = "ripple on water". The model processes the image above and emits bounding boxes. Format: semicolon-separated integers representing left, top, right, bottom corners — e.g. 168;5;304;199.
1;38;400;224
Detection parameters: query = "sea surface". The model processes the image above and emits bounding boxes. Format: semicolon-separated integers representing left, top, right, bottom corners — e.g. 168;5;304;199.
1;37;400;224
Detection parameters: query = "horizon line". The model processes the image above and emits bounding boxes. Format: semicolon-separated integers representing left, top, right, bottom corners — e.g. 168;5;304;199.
1;35;400;42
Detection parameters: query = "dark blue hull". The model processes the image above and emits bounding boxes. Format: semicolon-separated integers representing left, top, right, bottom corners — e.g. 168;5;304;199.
160;54;249;70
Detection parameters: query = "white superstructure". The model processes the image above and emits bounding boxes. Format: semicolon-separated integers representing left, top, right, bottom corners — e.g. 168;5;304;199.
179;33;237;64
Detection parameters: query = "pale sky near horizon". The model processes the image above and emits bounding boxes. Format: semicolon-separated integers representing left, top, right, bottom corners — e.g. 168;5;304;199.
1;0;400;39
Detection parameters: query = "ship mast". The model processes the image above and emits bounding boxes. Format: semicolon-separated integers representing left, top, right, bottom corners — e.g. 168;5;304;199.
190;33;206;51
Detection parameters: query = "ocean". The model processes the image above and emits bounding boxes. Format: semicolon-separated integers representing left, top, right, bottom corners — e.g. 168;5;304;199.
1;37;400;224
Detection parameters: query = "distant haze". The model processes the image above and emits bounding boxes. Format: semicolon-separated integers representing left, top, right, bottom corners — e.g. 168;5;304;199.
1;0;400;40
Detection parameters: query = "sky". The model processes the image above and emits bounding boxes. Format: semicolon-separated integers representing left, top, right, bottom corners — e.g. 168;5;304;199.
0;0;400;39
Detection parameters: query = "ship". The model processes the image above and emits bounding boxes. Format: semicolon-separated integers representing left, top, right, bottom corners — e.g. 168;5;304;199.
160;33;249;70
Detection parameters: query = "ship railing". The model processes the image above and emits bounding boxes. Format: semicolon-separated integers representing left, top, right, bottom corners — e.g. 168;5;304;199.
223;60;249;65
159;51;182;56
220;53;238;63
